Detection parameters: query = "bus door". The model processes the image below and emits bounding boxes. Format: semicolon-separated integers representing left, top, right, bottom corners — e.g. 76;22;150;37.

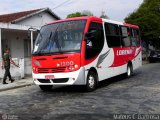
85;22;104;66
120;26;133;64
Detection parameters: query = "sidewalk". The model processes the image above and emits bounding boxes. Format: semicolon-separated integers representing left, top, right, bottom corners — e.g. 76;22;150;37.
142;60;149;65
0;77;34;92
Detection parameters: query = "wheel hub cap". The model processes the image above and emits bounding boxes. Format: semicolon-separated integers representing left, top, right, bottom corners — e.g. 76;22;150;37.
88;76;95;88
128;67;131;76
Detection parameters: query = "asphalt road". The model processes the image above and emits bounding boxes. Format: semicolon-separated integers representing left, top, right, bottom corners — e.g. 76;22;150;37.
0;63;160;120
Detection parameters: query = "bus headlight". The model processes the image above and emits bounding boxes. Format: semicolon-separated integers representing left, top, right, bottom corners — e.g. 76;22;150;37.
74;64;78;68
68;66;75;70
67;64;79;71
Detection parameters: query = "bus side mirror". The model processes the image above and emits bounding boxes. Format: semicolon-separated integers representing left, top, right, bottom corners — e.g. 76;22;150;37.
37;30;40;33
28;28;40;37
84;30;96;40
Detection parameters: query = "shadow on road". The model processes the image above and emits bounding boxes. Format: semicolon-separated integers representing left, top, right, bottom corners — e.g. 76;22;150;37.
98;70;142;89
41;70;142;93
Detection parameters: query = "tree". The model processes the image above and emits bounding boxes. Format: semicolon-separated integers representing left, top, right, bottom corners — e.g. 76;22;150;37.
125;0;160;49
66;10;93;18
100;11;109;19
81;10;93;16
67;12;81;18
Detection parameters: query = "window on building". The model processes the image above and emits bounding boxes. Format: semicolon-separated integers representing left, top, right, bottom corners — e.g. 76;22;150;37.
85;22;104;59
24;39;31;57
105;23;121;48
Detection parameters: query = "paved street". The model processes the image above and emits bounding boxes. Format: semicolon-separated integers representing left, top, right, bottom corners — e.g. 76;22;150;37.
0;63;160;120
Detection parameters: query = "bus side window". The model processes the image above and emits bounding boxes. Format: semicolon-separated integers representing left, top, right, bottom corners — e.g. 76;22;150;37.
85;22;104;60
131;28;140;46
131;29;137;46
134;29;141;46
121;26;131;47
105;23;121;48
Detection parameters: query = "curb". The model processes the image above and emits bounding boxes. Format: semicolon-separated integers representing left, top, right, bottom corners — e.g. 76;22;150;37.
0;83;34;92
142;60;149;65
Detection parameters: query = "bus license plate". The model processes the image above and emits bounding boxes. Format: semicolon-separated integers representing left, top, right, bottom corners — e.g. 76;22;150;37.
45;75;55;79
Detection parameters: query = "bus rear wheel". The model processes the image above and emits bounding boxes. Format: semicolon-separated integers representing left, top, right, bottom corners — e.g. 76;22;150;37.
39;85;53;91
86;71;97;92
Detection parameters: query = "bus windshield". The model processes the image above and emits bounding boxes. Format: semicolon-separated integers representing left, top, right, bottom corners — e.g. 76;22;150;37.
33;20;86;55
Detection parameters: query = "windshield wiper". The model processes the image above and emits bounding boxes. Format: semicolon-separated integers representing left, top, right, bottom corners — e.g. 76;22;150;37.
49;25;62;53
34;26;61;55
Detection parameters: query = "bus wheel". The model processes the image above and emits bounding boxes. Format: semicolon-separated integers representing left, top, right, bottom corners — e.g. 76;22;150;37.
86;71;97;92
39;85;53;91
126;64;133;77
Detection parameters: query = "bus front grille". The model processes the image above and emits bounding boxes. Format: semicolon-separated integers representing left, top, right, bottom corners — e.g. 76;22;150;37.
52;78;69;83
38;67;66;73
37;79;51;83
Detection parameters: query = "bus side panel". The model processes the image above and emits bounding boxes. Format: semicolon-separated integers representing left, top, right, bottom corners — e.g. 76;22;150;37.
132;48;142;70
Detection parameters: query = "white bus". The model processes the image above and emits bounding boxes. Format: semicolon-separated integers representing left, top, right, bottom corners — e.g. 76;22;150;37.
32;16;142;91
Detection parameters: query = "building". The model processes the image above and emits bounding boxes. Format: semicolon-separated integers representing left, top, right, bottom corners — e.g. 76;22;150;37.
0;8;60;79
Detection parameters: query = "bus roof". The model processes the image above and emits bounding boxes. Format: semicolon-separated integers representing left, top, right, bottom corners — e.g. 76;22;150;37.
123;23;139;29
47;16;139;28
102;18;139;28
102;18;123;25
47;16;102;25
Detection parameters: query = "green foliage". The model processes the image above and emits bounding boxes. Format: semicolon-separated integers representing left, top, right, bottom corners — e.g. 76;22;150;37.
66;10;93;18
81;10;93;16
67;12;82;18
125;0;160;48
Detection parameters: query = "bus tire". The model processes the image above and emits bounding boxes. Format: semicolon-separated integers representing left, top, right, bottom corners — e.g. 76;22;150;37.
39;85;53;91
126;64;133;77
86;71;97;92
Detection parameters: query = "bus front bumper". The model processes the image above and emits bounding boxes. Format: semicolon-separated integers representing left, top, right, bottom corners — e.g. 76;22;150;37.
32;67;86;85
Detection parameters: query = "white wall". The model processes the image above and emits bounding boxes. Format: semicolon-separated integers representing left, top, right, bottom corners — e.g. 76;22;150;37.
2;30;28;58
17;12;57;27
24;57;32;75
0;29;29;78
0;58;24;79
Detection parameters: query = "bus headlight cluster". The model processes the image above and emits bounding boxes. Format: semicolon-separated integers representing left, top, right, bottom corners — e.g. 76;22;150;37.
67;64;79;71
68;66;74;70
33;67;38;73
